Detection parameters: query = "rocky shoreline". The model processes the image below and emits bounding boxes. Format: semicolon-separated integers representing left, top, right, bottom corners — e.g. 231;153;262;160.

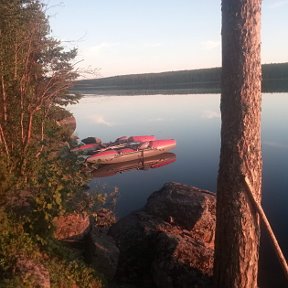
53;182;216;288
49;116;216;287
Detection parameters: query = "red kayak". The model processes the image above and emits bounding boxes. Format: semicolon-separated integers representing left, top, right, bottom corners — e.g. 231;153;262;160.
86;138;176;164
71;135;156;153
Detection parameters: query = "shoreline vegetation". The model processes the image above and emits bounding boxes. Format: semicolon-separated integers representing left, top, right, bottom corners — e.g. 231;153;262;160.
72;62;288;95
0;1;106;287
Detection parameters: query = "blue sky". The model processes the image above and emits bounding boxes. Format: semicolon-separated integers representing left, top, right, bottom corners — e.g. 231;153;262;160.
47;0;288;78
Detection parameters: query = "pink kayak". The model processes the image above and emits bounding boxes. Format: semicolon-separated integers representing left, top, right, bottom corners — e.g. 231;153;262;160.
70;143;99;152
86;139;176;164
71;135;156;153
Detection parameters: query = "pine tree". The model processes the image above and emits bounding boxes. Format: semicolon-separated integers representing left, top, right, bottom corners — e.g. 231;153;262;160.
214;1;262;287
0;0;80;178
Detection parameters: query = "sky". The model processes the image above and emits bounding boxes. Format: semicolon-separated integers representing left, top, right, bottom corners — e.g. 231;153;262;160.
46;0;288;78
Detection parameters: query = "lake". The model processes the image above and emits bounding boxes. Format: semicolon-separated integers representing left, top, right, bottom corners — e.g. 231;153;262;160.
68;93;288;287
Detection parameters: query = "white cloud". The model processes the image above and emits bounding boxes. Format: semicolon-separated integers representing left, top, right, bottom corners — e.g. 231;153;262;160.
87;115;113;127
201;40;220;50
148;117;165;122
201;110;220;119
83;42;120;55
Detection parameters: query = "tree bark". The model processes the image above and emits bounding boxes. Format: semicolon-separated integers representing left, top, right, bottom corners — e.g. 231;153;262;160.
1;75;8;122
214;1;262;288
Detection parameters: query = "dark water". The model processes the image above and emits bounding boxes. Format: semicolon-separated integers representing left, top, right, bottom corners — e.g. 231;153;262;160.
69;93;288;287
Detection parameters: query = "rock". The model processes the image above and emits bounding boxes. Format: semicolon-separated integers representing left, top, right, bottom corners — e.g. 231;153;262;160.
151;225;214;288
53;209;119;281
53;213;91;242
109;211;158;287
109;182;215;288
87;228;120;281
83;209;119;280
146;182;216;248
145;183;210;228
81;137;102;145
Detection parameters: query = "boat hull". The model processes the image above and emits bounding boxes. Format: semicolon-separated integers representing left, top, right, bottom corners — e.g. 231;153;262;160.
71;135;156;154
86;139;176;164
71;143;99;153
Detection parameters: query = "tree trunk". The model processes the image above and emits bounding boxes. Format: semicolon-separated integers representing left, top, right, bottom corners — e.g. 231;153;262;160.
25;111;34;147
214;1;262;288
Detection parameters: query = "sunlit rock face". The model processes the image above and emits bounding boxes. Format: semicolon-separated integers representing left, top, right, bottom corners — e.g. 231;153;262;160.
53;213;91;242
109;182;216;288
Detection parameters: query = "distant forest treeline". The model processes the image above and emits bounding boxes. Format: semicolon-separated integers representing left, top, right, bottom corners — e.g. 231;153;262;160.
73;62;288;94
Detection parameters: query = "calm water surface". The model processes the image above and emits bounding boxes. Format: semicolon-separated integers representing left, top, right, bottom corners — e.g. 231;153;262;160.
68;93;288;287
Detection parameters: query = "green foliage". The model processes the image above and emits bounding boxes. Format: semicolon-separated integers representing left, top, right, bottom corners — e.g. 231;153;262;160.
41;237;104;288
0;0;81;176
72;67;221;94
0;209;104;288
0;208;38;287
0;1;107;287
47;256;104;288
0;155;12;197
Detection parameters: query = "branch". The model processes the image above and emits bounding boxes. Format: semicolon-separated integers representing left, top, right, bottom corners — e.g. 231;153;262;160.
1;75;8;122
244;176;288;280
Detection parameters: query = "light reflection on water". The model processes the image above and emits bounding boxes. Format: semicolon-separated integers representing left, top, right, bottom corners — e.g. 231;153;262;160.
68;94;221;214
68;93;288;287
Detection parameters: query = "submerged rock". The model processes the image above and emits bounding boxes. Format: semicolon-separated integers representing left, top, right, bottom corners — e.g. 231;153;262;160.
109;182;216;288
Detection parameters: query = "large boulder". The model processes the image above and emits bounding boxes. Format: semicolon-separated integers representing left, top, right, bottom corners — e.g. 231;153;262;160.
145;182;215;248
108;211;158;287
86;209;119;280
87;228;120;281
109;182;216;288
